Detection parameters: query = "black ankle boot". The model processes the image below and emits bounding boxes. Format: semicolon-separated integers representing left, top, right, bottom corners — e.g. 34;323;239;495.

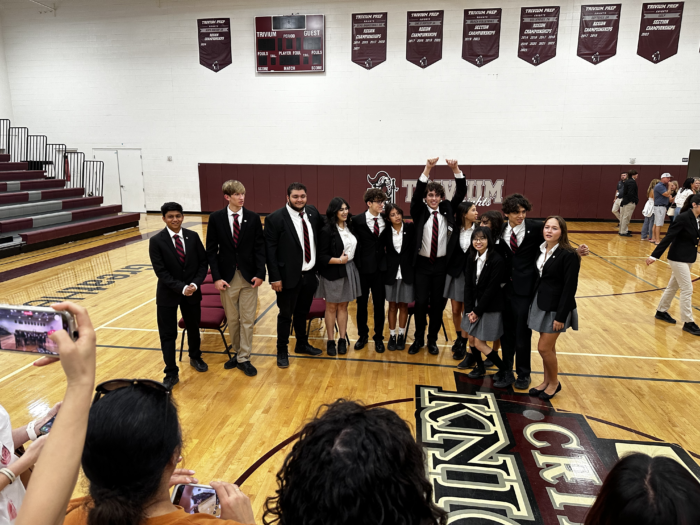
468;362;486;378
327;340;337;356
337;338;347;355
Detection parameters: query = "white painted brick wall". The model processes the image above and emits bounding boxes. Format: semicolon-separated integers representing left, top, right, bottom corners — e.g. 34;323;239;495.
0;0;698;211
0;20;13;123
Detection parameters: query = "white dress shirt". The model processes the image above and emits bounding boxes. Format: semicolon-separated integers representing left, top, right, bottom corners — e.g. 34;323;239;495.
365;210;386;235
536;242;559;277
475;250;488;283
337;224;357;262
227;206;243;236
167;227;197;295
460;224;475;253
391;224;404;280
286;204;316;271
417;172;465;259
503;221;526;251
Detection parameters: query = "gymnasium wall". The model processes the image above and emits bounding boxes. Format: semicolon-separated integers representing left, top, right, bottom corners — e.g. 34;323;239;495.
0;0;698;212
0;19;13;123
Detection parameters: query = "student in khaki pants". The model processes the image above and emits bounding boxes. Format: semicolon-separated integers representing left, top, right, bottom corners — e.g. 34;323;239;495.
206;180;266;376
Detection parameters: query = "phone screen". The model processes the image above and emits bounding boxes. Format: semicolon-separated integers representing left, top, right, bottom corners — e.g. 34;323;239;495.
173;485;220;517
0;307;66;356
39;416;56;435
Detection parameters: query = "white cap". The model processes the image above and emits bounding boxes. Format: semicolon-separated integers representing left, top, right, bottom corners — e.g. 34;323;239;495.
661;173;671;179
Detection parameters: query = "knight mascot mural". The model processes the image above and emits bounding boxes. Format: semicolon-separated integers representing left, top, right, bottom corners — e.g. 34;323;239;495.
367;171;398;204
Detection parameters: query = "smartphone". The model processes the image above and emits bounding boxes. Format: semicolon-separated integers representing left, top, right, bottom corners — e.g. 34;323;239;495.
171;484;220;518
39;415;56;435
0;304;78;357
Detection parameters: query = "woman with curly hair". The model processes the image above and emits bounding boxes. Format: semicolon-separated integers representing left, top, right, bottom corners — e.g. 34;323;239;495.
264;400;447;525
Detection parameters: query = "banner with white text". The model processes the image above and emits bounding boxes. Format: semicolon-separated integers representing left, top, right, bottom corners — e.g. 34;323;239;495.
197;18;232;72
462;8;502;67
637;2;684;63
352;12;387;69
406;11;444;68
518;6;560;66
577;4;621;64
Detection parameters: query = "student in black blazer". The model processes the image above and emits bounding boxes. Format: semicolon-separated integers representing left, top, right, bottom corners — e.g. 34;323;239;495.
351;188;388;352
380;203;416;351
149;202;208;390
206;180;266;377
647;194;700;336
527;216;581;400
265;182;323;368
408;157;468;356
458;226;508;378
619;170;639;236
316;197;361;356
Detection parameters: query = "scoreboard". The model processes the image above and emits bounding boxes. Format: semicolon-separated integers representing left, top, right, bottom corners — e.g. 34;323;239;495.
255;14;325;73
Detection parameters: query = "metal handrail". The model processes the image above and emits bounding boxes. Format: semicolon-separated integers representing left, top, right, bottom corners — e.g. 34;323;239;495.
0;119;9;153
8;127;28;162
83;161;104;197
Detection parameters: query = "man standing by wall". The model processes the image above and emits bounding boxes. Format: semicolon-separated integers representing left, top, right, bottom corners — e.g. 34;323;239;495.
652;173;672;245
619;170;639;237
612;172;627;224
206;180;266;377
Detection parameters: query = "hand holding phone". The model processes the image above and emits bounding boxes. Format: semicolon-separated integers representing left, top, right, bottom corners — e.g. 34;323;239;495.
0;304;78;357
172;484;221;517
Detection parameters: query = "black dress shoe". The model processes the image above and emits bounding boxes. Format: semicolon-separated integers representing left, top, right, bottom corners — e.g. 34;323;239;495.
514;376;532;390
387;335;397;351
622;232;633;237
327;340;337;356
163;375;179;390
450;337;464;353
539;382;562;400
224;357;238;370
484;358;493;367
427;342;439;355
277;355;289;368
294;343;322;356
237;361;258;377
396;334;406;350
354;336;368;350
375;340;385;353
529;386;546;397
338;338;347;355
190;358;208;372
655;311;677;324
452;345;467;361
467;363;486;378
493;371;515;388
683;322;700;336
408;340;423;355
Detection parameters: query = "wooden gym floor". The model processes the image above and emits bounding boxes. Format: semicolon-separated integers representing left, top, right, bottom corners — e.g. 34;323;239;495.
1;213;699;520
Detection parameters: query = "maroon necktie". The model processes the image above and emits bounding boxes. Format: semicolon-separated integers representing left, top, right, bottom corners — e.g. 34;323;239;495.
232;213;240;247
373;218;379;237
510;231;518;254
173;234;185;264
300;212;311;263
429;211;439;263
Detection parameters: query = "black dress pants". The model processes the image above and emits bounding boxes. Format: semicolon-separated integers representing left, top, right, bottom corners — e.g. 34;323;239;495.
276;271;318;355
356;271;386;341
414;255;447;344
500;291;532;378
157;301;202;377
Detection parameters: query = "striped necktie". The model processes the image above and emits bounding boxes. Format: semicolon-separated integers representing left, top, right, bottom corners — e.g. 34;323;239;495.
232;213;240;247
173;234;185;264
300;212;311;263
510;230;518;253
429;211;439;263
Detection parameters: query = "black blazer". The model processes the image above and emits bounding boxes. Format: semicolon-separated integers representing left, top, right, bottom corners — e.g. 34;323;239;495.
499;219;545;297
206;207;266;285
534;248;581;323
621;178;639;206
265;205;322;289
381;222;417;286
464;250;506;316
149;228;208;307
651;209;700;263
445;226;473;278
351;212;387;274
317;222;358;281
409;176;468;263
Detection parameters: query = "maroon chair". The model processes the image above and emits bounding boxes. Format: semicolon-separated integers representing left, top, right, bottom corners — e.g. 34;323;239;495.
203;273;213;284
405;300;449;341
291;297;349;344
200;283;219;295
178;306;233;361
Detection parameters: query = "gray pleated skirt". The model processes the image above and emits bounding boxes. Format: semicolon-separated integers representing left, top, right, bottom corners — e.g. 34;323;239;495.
385;279;414;304
443;272;465;302
527;292;579;333
315;260;362;303
461;300;504;341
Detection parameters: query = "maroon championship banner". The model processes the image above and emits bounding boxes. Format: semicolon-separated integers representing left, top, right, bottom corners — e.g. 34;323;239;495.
637;3;684;63
197;18;232;72
518;6;560;66
577;4;621;64
462;8;502;67
406;11;444;68
352;13;387;70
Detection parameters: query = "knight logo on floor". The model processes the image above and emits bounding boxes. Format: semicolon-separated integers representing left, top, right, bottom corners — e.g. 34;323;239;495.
415;373;700;524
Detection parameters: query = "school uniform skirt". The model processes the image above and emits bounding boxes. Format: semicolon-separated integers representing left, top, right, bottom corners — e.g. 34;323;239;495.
460;300;504;341
443;272;466;302
385;279;414;304
527;292;579;333
315;260;362;303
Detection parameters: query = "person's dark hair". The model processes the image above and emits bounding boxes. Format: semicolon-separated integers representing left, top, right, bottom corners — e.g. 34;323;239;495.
263;400;447;525
287;182;307;196
628;169;638;176
681;177;695;191
680;193;700;214
480;210;504;239
502;194;532;215
456;201;476;229
584;453;700;525
382;202;404;223
425;181;445;199
161;202;183;216
363;188;387;204
325;197;352;226
543;216;580;260
470;226;494;258
82;384;182;525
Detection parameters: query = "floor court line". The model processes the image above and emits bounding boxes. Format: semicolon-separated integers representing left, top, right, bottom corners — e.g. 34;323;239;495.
95;297;156;331
0;362;37;385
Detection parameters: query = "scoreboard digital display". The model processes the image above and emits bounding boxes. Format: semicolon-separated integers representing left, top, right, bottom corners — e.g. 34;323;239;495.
255;14;325;73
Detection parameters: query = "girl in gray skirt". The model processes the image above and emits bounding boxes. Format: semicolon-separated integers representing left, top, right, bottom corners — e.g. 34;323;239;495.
458;226;509;379
527;216;580;400
316;197;361;356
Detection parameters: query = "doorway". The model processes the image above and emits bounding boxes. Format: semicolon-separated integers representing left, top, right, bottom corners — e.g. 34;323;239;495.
93;148;146;213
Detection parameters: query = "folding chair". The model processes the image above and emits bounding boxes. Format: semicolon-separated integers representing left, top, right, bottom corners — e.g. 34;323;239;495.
405;299;449;342
291;297;350;345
